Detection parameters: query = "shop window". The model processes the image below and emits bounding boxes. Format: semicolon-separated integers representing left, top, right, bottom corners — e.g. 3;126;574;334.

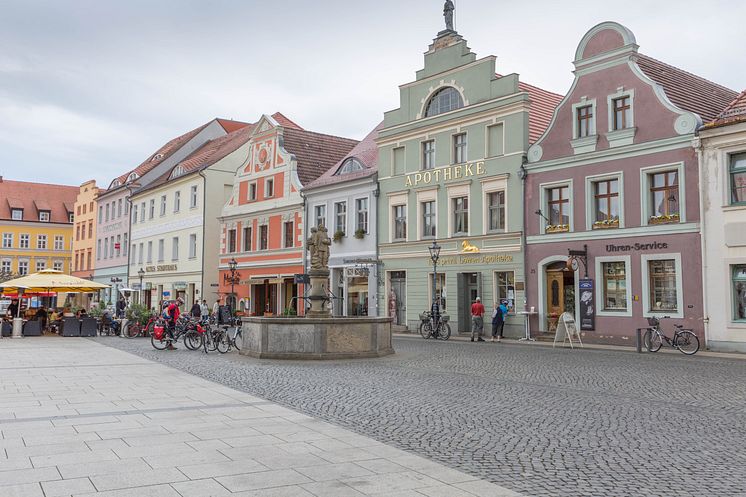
422;201;436;238
602;262;627;311
334;202;346;235
284;222;294;248
393;205;407;241
452;196;469;235
356;198;369;233
228;229;237;253
242;227;252;252
592;179;620;229
495;271;515;311
648;170;679;224
453;133;467;164
647;259;678;313
422;140;435;170
429;272;447;310
487;191;505;232
733;265;746;322
424;87;463;117
546;186;570;233
730;153;746;205
259;225;268;250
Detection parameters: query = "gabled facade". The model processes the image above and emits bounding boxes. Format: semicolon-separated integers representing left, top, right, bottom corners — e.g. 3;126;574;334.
698;91;746;351
218;114;357;316
524;22;737;344
127;121;253;311
71;180;99;281
376;27;561;333
303;123;382;317
0;177;77;284
93;118;244;303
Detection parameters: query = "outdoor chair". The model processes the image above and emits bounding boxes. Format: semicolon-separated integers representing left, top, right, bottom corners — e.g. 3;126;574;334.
60;318;81;337
1;321;11;337
80;318;98;337
23;320;42;336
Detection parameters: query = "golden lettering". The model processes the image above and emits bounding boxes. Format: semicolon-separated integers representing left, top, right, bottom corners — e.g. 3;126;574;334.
476;161;485;175
444;168;452;181
414;173;422;186
405;176;413;187
423;172;432;184
454;166;462;179
465;163;474;176
434;169;441;182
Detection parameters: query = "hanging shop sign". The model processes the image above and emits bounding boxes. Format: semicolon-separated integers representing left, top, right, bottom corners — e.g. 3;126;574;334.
578;278;595;331
404;161;486;187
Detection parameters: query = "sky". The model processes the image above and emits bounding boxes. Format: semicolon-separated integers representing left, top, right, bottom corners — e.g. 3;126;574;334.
1;0;744;188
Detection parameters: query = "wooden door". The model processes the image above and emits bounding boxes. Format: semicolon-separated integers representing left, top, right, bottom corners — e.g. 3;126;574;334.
546;271;565;317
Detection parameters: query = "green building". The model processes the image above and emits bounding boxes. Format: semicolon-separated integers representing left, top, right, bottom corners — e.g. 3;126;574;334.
376;24;561;335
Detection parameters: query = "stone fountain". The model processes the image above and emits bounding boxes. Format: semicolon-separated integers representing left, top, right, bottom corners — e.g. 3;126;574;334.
239;226;393;360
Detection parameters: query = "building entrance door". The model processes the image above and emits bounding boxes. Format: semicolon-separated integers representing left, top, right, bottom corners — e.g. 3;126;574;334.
389;271;406;326
458;273;481;333
545;262;575;332
254;284;266;316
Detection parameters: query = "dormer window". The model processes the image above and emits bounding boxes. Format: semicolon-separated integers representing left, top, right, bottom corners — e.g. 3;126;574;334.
11;209;22;220
424;87;463;117
111;179;121;188
39;211;50;222
127;173;139;183
171;165;185;179
68;212;74;223
336;158;364;175
151;153;164;162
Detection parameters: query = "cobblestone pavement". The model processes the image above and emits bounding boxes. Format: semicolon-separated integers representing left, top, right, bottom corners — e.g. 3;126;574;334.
95;335;746;496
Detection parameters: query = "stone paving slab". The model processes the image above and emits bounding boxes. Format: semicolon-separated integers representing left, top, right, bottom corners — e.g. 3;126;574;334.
0;338;520;497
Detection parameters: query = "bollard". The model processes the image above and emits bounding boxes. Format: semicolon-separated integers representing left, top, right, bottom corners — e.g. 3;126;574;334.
636;328;642;353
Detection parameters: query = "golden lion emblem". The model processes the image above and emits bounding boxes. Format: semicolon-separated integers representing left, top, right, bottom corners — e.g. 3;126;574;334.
461;240;480;253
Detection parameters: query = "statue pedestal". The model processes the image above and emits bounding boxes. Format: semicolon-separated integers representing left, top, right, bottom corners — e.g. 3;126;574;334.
306;268;331;318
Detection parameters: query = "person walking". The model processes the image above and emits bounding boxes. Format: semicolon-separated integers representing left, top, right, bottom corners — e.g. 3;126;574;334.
164;297;182;350
471;297;485;342
212;298;221;317
491;301;505;342
200;299;209;318
116;297;126;319
190;300;202;319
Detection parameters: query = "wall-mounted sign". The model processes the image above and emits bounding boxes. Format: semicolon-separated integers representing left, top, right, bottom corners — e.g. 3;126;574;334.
405;161;486;187
578;278;595;331
174;282;188;290
431;254;514;266
461;241;480;253
145;265;178;273
606;241;668;252
294;274;310;284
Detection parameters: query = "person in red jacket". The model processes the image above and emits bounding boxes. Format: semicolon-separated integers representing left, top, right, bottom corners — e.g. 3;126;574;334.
471;297;486;342
165;297;183;350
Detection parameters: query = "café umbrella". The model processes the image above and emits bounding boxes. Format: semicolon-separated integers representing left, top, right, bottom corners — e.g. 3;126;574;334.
0;270;110;317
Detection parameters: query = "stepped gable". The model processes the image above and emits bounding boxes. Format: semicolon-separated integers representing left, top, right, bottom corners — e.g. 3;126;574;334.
281;128;359;186
0;178;78;223
303;122;383;190
636;54;738;123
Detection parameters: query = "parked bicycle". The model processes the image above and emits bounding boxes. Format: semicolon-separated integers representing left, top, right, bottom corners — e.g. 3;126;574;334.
213;319;243;354
151;316;202;351
124;315;160;339
418;310;451;340
643;316;700;355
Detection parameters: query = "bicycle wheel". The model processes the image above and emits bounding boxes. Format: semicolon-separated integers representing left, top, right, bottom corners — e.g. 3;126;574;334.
207;332;219;352
438;322;451;341
125;323;141;339
216;331;230;354
646;330;663;352
419;321;431;339
151;334;168;350
232;328;242;351
675;331;699;355
184;332;202;351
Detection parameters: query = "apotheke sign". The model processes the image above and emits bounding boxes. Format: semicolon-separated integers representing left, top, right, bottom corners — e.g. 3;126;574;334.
405;161;486;187
430;254;514;266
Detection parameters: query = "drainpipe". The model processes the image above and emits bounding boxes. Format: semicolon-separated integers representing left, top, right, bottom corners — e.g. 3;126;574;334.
300;190;308;316
694;137;710;350
519;157;529;312
198;169;208;310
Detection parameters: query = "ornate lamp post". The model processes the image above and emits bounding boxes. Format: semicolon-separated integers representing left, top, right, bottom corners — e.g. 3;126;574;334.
137;268;145;306
428;240;441;322
228;258;238;313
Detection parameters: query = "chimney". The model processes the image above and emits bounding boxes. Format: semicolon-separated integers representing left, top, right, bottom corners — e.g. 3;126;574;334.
0;175;3;182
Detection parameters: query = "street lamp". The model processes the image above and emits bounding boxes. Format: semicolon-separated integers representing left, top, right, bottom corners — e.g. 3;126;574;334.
428;240;441;322
137;268;145;306
228;258;238;313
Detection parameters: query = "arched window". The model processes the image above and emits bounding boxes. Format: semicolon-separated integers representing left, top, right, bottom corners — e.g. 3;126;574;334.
170;165;185;179
336;157;364;175
126;173;138;183
424;87;463;117
111;180;121;188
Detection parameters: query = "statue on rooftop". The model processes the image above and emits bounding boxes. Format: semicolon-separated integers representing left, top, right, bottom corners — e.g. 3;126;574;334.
444;0;455;31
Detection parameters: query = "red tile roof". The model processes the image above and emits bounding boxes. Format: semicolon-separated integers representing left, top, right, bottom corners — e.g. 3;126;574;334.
496;74;564;144
303;122;382;190
0;179;77;223
271;112;304;130
636;54;738;123
217;119;251;133
281;128;359;186
702;90;746;129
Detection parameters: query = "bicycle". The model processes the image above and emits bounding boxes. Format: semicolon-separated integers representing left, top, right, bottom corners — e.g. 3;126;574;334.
214;318;243;354
643;316;700;356
124;316;159;339
151;316;202;351
418;311;451;340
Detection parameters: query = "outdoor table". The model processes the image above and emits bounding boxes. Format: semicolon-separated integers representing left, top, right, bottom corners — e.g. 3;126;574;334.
517;311;538;342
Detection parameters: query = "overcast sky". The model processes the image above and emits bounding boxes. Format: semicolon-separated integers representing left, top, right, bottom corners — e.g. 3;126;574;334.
1;0;744;188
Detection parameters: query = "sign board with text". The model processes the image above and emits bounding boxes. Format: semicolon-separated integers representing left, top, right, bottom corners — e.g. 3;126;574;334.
578;278;595;331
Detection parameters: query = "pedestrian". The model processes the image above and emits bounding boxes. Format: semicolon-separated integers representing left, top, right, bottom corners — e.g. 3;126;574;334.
164;297;183;350
35;306;48;331
190;300;201;319
471;297;485;342
116;297;126;319
491;302;505;342
212;298;221;317
200;299;209;319
6;299;19;319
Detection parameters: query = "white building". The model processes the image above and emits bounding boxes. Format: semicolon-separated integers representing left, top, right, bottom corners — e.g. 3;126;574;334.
303;124;382;317
128;122;254;311
698;90;746;352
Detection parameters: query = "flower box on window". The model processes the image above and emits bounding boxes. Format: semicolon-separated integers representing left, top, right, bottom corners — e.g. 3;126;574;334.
545;224;570;234
593;218;619;230
648;213;680;225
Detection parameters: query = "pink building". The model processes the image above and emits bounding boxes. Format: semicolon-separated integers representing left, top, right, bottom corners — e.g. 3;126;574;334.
524;22;737;344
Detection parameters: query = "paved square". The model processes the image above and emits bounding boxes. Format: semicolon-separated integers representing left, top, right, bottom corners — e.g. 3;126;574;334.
0;338;518;497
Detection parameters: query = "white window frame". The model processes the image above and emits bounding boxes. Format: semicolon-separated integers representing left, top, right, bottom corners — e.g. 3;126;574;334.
147;241;153;263
265;178;274;198
149;199;155;219
2;233;12;248
18;259;29;275
54;235;64;251
482;177;508;234
138;243;144;264
572;98;597;139
421;139;435;170
259;225;269;251
174;191;181;212
190;185;198;208
132;204;138;224
607;88;635;132
249;182;257;201
388;192;408;243
160;195;167;216
19;234;30;249
53;260;63;271
189;234;197;259
313;204;327;229
11;209;23;220
447;183;470;237
416;188;438;241
355;197;369;234
37;234;47;250
594;256;633;317
172;236;179;261
641;253;684;319
640;162;686;226
584;172;625;230
1;259;11;273
39;211;50;222
35;260;46;272
538;179;574;233
139;202;145;223
334;202;347;235
452;132;467;165
493;270;517;314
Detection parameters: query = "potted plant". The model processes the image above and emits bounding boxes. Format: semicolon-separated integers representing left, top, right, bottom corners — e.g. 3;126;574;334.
354;228;366;240
333;230;345;243
282;307;297;317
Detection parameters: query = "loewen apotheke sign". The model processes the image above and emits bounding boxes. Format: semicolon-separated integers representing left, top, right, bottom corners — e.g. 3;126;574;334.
405;161;486;187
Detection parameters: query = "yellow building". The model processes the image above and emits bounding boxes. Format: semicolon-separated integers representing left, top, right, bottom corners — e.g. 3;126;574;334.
0;177;78;281
71;180;100;279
